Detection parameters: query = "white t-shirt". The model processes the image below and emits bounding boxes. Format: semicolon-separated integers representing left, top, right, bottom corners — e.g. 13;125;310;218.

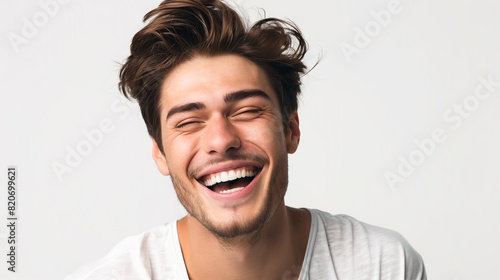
66;209;426;280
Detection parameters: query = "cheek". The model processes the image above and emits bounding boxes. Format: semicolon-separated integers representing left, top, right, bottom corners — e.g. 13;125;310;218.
164;134;200;172
240;120;287;152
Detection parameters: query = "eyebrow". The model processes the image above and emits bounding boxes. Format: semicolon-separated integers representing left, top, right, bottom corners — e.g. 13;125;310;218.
166;102;205;120
166;89;271;120
223;89;271;104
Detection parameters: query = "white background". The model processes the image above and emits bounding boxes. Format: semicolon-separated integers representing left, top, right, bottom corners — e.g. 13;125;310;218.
1;0;499;279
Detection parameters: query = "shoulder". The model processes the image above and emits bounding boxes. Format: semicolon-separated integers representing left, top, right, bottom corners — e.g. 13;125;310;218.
312;209;409;246
65;222;184;280
306;209;426;279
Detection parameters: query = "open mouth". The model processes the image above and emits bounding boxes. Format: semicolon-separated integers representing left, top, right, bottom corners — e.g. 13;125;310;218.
198;167;260;194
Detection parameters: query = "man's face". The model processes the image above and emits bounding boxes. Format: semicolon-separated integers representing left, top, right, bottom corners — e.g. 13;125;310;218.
152;55;300;238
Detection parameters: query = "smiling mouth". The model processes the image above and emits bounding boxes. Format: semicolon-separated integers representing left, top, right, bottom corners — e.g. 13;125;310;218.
198;167;259;194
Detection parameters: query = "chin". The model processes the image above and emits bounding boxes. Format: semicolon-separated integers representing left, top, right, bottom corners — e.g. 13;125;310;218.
201;203;273;239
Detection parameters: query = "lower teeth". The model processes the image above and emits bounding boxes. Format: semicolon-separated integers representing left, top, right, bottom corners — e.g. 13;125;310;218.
219;187;244;194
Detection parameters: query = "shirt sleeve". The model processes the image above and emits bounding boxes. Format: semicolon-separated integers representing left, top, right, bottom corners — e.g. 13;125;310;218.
64;235;153;280
399;233;427;280
349;215;427;280
307;210;427;280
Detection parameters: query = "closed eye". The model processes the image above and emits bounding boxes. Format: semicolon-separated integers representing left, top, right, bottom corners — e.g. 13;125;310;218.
232;108;263;120
175;120;203;130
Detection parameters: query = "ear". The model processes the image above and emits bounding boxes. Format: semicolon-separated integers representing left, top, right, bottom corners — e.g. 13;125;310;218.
152;138;170;176
286;111;300;154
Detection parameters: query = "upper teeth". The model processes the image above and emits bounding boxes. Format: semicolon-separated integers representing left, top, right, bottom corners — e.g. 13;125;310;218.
203;168;256;187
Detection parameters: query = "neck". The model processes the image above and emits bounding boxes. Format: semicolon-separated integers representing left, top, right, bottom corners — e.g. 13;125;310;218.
177;204;310;280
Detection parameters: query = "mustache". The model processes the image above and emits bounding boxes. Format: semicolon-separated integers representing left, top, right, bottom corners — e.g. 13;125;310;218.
188;153;269;179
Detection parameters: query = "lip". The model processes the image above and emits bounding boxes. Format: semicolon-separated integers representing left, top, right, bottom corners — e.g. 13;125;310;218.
194;160;264;181
197;168;263;202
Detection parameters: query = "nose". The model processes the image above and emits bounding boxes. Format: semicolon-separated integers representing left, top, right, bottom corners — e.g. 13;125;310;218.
203;114;241;154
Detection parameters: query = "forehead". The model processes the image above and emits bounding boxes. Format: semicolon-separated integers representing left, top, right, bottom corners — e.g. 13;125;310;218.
160;55;277;110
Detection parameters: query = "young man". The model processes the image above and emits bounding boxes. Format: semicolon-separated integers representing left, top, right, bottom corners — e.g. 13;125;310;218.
68;0;426;279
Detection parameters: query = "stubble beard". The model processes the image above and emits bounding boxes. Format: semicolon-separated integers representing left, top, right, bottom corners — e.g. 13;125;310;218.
170;153;289;242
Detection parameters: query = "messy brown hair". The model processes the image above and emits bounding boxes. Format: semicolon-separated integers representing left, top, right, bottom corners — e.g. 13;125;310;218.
119;0;308;154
